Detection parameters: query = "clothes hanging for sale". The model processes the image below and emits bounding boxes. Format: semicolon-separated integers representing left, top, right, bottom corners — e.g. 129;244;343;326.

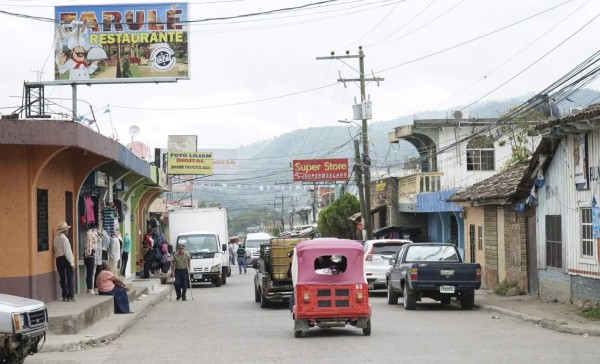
102;202;119;237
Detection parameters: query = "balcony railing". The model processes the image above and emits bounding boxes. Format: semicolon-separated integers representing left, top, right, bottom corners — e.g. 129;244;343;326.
398;172;443;196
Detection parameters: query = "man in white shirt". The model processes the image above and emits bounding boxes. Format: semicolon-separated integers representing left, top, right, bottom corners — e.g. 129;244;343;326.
108;233;121;276
53;222;75;302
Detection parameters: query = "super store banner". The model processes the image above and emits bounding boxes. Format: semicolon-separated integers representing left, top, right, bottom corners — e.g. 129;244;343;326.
54;3;189;81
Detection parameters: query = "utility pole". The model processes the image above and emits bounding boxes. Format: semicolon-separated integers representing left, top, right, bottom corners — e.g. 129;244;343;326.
275;195;285;230
354;139;367;240
317;46;383;240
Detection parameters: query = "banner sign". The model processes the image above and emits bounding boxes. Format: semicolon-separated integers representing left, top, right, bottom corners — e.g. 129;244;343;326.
292;158;349;182
212;149;239;175
167;151;213;175
593;207;600;239
54;3;189;81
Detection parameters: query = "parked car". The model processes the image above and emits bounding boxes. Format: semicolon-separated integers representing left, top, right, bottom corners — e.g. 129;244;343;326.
363;239;412;290
0;293;48;363
386;243;481;310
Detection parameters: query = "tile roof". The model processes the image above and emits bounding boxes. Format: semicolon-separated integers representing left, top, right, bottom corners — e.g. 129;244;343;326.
447;161;530;203
537;103;600;131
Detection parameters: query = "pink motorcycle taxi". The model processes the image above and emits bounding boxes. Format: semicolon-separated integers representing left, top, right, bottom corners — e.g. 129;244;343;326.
290;239;372;338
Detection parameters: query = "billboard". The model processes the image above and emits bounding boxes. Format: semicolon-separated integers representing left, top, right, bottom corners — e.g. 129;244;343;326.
167;151;213;175
212;149;239;175
292;158;349;182
54;3;189;81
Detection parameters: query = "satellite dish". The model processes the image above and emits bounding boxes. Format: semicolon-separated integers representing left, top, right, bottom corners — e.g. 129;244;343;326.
125;141;149;159
453;110;463;120
128;125;141;137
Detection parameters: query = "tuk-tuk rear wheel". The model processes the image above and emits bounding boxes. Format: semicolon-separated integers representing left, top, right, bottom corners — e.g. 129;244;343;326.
362;319;371;336
294;330;302;338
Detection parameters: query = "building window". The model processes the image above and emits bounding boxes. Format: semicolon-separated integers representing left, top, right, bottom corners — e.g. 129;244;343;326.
466;136;495;171
37;189;49;252
477;226;483;250
546;215;562;268
581;208;594;257
469;225;476;263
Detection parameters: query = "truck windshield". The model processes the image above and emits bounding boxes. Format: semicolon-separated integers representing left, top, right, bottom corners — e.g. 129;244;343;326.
245;239;270;249
179;235;218;254
405;246;459;262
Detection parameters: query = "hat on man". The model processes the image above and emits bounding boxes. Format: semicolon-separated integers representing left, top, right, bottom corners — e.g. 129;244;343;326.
178;245;185;249
57;221;71;232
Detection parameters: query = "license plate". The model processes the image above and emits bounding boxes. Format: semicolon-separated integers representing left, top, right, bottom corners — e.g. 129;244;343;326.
440;270;454;276
193;274;202;279
440;285;455;293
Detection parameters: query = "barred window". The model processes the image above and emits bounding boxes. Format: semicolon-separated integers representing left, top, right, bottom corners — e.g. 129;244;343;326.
466;136;495;171
581;208;594;257
545;215;562;268
477;226;483;251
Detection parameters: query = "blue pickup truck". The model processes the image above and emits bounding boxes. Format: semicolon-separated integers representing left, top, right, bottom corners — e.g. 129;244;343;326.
386;243;481;310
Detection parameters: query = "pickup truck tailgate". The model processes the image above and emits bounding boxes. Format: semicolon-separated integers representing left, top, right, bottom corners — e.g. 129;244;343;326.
413;262;481;289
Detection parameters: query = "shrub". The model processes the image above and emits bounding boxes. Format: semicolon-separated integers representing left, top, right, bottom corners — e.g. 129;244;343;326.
493;280;523;296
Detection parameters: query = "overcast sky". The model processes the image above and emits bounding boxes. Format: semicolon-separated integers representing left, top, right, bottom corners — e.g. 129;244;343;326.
1;0;599;154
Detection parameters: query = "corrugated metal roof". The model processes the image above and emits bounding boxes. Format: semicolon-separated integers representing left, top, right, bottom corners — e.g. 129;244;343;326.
448;162;530;203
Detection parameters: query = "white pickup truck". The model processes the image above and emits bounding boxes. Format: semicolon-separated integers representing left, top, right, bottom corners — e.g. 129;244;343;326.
0;293;48;363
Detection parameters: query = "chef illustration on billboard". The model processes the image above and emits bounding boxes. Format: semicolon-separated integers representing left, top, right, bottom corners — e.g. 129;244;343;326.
56;21;106;80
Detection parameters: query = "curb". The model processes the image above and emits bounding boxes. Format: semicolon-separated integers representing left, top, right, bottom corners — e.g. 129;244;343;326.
477;304;600;337
41;287;170;352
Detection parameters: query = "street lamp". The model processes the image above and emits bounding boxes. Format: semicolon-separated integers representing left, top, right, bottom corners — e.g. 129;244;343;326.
337;119;368;240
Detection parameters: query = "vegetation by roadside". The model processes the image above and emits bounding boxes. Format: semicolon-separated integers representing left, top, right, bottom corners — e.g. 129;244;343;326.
579;307;600;321
493;280;524;296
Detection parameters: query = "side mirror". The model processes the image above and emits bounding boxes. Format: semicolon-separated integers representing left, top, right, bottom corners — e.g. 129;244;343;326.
222;243;227;252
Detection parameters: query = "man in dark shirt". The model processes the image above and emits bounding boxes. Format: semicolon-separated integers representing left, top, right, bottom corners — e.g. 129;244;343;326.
236;244;247;274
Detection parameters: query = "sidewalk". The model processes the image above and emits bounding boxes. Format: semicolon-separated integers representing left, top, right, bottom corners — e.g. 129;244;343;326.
41;280;170;353
475;289;600;336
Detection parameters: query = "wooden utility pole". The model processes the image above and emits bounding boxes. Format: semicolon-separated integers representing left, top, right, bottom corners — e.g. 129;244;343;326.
317;46;383;240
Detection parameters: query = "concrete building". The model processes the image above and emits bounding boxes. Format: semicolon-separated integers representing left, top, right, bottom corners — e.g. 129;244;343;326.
385;114;529;256
0;118;166;302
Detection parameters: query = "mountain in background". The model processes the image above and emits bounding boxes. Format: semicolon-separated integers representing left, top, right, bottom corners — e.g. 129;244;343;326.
191;88;599;219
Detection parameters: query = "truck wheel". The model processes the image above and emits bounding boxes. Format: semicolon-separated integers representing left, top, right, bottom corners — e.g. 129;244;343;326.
403;286;416;310
260;292;271;308
227;266;231;277
254;285;261;303
214;278;222;287
294;330;302;338
460;290;475;310
221;267;227;285
362;319;371;336
387;282;398;305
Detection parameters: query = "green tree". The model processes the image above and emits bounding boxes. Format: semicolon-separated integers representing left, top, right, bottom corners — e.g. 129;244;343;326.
497;108;545;169
317;193;360;239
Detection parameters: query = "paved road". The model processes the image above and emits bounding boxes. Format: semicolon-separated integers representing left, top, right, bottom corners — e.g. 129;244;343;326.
30;271;600;364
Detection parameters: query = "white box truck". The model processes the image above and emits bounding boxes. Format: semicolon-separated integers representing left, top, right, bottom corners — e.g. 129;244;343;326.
167;208;231;286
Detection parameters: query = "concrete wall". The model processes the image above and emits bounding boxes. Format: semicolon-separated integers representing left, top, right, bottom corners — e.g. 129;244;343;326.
571;275;600;307
538;269;571;303
0;146;81;302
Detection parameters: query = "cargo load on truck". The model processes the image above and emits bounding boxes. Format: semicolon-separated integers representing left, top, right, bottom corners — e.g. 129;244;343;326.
253;237;310;308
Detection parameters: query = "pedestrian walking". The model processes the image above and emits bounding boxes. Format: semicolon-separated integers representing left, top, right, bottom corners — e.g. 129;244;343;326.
53;221;75;302
171;245;191;301
237;243;247;274
120;233;131;276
